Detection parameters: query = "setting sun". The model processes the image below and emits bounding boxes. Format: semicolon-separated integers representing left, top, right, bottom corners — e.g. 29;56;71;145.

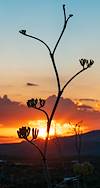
28;120;56;139
0;120;88;143
27;120;87;139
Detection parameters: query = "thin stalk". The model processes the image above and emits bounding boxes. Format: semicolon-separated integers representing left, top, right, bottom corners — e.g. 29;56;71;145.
50;52;61;93
20;5;73;94
78;133;82;163
21;31;61;98
44;67;88;156
61;67;88;93
53;5;73;55
22;33;51;53
43;158;52;188
26;138;52;188
35;107;50;123
44;91;62;156
26;138;45;162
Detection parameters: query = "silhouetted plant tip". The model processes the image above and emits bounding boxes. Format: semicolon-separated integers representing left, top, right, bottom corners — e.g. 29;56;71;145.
17;126;39;141
19;29;26;35
63;4;73;21
32;128;39;140
69;14;73;18
27;98;46;108
79;59;94;69
27;98;38;108
17;126;30;139
72;121;83;163
39;98;45;108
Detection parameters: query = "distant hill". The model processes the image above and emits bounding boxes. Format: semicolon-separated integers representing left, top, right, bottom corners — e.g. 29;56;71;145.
0;130;100;160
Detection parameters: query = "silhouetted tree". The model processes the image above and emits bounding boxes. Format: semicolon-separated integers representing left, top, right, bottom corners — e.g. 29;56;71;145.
70;121;83;163
17;4;94;188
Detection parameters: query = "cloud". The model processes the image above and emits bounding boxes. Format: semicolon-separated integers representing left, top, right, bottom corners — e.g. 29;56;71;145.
44;95;100;130
74;98;100;112
0;95;42;127
77;98;99;102
26;82;38;87
0;95;100;131
77;105;93;111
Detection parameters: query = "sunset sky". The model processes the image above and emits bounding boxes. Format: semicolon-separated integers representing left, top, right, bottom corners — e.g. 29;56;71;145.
0;0;100;143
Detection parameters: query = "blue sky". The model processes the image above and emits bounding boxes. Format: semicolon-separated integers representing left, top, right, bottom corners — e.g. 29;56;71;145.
0;0;100;102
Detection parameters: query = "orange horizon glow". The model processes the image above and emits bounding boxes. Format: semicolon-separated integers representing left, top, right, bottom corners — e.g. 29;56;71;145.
28;120;88;138
0;120;89;143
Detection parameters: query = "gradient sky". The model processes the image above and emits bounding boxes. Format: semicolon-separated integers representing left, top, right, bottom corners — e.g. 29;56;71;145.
0;1;100;142
0;0;100;102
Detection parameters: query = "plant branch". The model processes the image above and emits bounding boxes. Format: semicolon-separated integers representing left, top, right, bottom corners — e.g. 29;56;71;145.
19;31;51;53
61;67;88;93
50;52;61;93
44;92;61;156
20;30;61;94
26;138;46;162
44;67;89;156
53;5;73;55
35;107;50;123
26;138;52;188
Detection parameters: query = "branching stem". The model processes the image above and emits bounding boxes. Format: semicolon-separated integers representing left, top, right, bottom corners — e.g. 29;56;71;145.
35;107;50;123
23;33;51;53
26;138;45;162
50;52;61;93
44;67;88;156
19;3;93;188
26;138;52;188
53;5;73;55
61;67;88;93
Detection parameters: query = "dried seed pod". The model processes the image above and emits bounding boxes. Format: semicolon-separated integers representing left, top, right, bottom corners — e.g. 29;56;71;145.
32;128;39;139
19;30;26;35
17;126;30;139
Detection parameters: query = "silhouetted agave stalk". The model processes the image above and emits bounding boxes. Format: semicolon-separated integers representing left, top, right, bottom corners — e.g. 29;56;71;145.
70;121;83;163
17;99;51;187
17;125;51;187
17;126;43;158
18;4;94;188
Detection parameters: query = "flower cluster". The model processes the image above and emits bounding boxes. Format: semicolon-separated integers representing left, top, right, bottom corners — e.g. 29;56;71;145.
32;128;39;139
19;30;26;35
27;98;45;108
79;59;94;69
17;126;30;139
17;126;39;140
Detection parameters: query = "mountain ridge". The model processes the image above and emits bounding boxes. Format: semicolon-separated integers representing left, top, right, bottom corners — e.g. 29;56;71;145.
0;130;100;160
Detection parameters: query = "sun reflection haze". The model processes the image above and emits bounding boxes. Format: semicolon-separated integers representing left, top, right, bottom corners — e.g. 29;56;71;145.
28;120;86;139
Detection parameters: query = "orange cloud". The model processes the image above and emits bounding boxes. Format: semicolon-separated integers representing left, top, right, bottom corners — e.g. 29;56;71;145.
0;95;100;132
0;95;42;127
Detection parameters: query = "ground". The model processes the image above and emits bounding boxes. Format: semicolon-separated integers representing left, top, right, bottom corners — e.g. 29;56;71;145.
0;156;100;188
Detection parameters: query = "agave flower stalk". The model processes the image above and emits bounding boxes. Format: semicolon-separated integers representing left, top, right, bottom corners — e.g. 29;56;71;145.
18;4;94;188
17;125;52;187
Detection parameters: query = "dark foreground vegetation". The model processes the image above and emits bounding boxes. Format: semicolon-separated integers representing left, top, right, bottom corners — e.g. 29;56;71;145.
0;156;100;188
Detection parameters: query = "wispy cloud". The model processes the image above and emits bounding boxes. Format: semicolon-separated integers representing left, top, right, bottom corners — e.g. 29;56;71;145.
26;82;39;87
78;98;99;102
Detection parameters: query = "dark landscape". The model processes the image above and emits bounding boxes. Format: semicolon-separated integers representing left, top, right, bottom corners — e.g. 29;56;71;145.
0;130;100;187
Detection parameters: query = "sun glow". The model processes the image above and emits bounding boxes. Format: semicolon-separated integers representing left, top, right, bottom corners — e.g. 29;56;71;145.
28;120;86;139
28;120;55;139
0;120;88;144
